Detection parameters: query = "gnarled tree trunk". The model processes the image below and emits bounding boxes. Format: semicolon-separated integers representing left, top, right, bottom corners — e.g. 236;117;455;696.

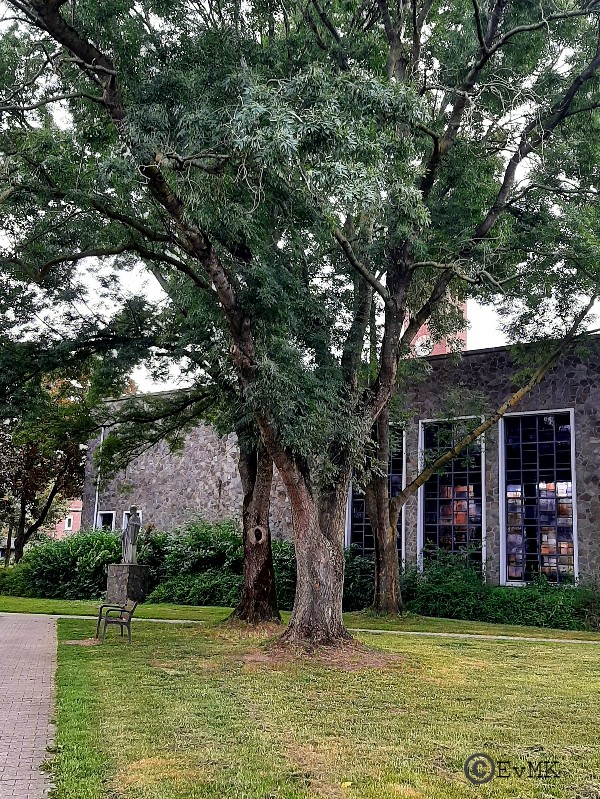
365;409;402;615
231;442;281;624
280;466;351;646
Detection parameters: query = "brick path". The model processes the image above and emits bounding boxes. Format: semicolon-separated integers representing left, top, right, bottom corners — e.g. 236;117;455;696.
0;614;56;799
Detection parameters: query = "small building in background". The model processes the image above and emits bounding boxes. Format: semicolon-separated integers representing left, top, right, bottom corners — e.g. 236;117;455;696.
0;536;14;562
52;499;83;540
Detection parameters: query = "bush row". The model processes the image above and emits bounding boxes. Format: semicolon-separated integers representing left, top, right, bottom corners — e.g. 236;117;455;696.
0;522;373;612
1;526;599;630
400;554;600;631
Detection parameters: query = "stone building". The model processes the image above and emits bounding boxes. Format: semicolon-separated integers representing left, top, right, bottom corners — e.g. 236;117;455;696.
83;336;600;586
82;425;295;541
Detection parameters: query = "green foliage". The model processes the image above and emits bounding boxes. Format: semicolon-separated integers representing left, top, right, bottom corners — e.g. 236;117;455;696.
0;563;31;596
5;528;599;631
148;530;374;611
0;522;374;611
343;546;375;612
271;539;297;610
402;554;600;631
136;529;172;589
5;0;600;499
163;519;244;575
147;571;243;607
1;531;121;599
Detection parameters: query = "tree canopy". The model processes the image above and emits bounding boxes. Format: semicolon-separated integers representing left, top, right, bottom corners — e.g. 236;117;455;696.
2;0;600;640
0;376;96;560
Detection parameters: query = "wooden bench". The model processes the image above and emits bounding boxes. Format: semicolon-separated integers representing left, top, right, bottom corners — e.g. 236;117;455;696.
96;600;138;643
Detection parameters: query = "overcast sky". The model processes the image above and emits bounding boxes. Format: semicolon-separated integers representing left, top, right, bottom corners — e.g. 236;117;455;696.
466;300;507;350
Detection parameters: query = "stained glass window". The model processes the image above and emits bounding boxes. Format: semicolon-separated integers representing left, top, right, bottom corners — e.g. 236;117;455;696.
422;421;483;562
504;413;574;583
350;449;403;554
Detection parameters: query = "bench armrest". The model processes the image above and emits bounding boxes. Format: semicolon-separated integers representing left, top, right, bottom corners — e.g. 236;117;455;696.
97;604;123;614
104;608;132;620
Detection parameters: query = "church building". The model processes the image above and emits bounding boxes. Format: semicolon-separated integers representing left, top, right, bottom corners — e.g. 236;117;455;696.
82;335;600;586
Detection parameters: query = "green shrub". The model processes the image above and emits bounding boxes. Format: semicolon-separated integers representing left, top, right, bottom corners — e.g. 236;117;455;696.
401;553;600;631
147;531;373;610
343;546;374;611
7;524;597;632
0;564;31;597
147;570;243;607
137;530;172;590
271;539;296;610
164;520;244;575
10;531;121;599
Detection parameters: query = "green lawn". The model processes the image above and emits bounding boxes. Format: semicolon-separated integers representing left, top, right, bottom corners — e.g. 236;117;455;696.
2;594;600;640
53;616;600;799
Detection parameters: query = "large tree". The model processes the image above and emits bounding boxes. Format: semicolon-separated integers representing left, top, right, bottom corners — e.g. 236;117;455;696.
2;0;600;642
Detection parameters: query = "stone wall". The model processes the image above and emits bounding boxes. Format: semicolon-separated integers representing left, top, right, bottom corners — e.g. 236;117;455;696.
82;337;600;585
402;339;600;584
82;423;294;540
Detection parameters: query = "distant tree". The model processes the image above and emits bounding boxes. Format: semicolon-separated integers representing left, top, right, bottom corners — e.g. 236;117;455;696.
0;378;97;561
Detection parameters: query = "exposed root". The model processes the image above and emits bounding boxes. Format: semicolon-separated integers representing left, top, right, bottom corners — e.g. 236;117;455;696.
217;617;284;640
242;638;405;672
226;607;283;626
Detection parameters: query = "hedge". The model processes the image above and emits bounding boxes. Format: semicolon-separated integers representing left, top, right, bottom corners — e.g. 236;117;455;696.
2;526;600;630
0;530;121;599
400;553;600;631
0;523;374;611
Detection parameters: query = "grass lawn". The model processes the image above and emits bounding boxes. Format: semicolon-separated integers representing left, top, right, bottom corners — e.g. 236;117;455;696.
3;594;600;640
53;616;600;799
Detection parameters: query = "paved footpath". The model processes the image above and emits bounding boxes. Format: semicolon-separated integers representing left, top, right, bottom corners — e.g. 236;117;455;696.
0;614;56;799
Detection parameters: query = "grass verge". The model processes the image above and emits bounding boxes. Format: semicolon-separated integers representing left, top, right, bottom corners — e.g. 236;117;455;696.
3;594;600;640
52;617;600;799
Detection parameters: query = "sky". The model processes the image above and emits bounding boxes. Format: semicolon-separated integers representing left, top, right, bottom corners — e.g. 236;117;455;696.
466;300;507;350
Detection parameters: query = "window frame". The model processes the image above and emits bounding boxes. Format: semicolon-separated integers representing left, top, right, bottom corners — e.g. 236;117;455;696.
64;515;73;531
498;407;578;586
96;510;116;531
417;416;487;575
122;509;143;531
345;430;407;568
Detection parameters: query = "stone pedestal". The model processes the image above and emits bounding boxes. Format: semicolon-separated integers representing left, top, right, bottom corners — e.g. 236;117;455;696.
106;564;150;605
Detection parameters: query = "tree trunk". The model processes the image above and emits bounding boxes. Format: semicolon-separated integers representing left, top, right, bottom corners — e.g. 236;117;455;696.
4;523;13;567
280;467;351;646
13;497;27;563
230;442;281;624
13;529;26;563
365;409;403;615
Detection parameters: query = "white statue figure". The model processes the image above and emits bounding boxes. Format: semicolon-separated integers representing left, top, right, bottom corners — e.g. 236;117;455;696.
121;505;141;565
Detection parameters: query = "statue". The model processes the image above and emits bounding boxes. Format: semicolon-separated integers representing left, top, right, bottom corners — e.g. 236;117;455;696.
121;505;141;564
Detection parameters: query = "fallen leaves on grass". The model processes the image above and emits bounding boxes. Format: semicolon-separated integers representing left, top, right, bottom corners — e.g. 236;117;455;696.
63;638;100;646
284;740;352;799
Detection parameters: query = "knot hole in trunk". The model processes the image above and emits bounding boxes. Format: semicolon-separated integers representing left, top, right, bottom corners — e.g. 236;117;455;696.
254;526;265;542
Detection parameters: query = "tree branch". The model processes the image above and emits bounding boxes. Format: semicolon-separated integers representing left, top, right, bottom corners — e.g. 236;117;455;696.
471;23;600;243
419;3;600;201
1;91;102;113
471;0;487;51
391;295;597;515
399;268;455;347
333;227;391;305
